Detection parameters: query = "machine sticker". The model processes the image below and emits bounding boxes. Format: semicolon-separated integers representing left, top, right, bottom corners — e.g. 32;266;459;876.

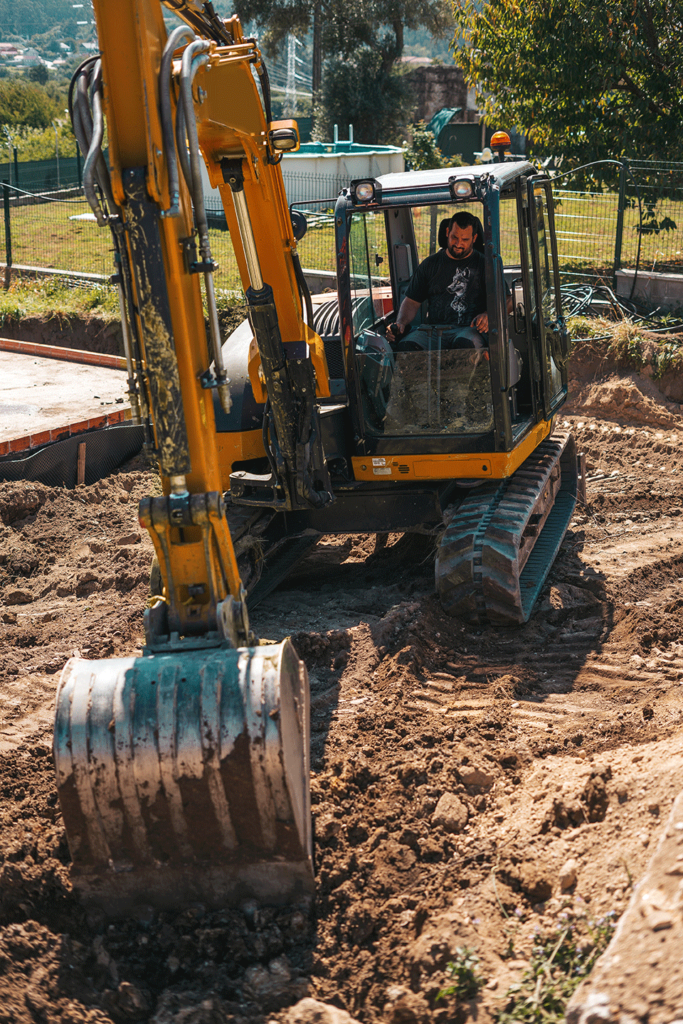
373;467;392;475
372;457;386;466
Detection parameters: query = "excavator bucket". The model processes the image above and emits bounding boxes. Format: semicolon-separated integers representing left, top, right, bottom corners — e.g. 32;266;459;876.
53;640;313;917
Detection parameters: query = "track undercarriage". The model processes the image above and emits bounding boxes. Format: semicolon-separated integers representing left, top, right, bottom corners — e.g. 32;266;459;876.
226;433;577;626
435;432;577;624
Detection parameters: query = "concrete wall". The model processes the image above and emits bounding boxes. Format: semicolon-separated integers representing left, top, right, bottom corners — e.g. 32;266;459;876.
615;269;683;311
404;65;469;124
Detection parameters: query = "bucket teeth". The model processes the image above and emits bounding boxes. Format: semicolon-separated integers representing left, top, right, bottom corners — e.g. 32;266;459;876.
436;433;577;624
53;640;313;917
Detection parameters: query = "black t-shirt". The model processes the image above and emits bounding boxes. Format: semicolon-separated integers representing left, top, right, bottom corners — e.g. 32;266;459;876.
405;248;487;327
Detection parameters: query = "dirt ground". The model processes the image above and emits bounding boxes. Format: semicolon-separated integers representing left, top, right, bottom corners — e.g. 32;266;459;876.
1;343;683;1023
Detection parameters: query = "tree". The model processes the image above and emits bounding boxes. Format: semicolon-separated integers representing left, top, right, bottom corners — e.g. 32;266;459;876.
28;65;49;85
234;0;452;141
452;0;683;165
403;121;450;170
316;49;414;144
0;80;61;129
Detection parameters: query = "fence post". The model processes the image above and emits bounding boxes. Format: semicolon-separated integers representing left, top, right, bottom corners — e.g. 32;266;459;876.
76;148;82;188
2;180;11;289
13;148;18;188
613;158;627;281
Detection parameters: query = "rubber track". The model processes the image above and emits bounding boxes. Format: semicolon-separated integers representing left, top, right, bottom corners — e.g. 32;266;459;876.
436;433;577;625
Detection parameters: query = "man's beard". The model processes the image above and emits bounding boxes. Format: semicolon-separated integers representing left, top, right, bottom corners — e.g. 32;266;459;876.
448;243;473;259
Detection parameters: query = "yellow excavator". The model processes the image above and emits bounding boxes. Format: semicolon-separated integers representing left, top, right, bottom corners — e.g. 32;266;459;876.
54;0;576;916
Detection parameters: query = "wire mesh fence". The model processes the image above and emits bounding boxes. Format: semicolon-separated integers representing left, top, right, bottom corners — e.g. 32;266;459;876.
2;159;682;297
551;159;683;282
1;184;114;277
624;160;683;274
551;186;619;281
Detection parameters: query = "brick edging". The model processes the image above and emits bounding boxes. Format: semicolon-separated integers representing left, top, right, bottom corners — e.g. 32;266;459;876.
0;407;134;457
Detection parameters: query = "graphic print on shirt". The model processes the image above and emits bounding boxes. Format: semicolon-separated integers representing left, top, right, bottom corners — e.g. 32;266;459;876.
447;268;471;324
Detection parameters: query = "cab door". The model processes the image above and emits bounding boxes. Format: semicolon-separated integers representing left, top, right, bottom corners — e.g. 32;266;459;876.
526;177;570;420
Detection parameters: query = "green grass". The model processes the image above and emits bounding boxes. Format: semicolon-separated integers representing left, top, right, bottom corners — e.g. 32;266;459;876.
0;276;120;324
1;191;680;290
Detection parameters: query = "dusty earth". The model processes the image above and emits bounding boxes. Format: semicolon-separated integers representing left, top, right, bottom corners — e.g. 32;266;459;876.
1;342;683;1023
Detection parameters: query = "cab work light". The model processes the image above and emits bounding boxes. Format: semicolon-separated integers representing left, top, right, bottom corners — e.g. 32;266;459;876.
449;177;474;200
268;120;300;152
350;179;382;204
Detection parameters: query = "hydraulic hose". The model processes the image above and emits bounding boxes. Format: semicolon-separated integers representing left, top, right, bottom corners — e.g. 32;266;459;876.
72;61;118;220
291;249;314;326
178;40;211;237
82;61;107;226
177;38;231;412
159;24;195;217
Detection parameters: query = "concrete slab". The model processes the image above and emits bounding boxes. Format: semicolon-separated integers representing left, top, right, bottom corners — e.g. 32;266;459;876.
0;350;128;444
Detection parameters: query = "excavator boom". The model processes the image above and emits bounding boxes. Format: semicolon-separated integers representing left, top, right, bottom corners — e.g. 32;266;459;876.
53;0;322;914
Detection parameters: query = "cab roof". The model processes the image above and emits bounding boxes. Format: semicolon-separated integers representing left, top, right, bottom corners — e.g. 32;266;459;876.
374;160;536;194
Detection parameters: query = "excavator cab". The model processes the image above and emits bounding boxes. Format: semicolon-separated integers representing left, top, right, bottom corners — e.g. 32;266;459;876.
333;165;570;459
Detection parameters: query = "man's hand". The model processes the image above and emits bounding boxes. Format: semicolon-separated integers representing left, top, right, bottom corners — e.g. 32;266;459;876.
386;322;406;340
472;312;488;333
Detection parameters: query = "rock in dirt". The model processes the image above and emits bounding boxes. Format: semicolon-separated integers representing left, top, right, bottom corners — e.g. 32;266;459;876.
382;985;430;1024
4;588;34;605
559;858;579;890
104;980;151;1020
459;765;495;789
519;863;553;903
243;955;305;1010
115;531;141;545
284;997;361;1024
432;792;468;833
583;768;612;822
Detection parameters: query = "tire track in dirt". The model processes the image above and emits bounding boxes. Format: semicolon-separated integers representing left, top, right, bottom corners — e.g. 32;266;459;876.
0;412;682;1021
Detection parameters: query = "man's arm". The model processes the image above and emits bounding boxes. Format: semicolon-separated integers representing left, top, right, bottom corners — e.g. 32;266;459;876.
387;296;421;338
471;294;514;334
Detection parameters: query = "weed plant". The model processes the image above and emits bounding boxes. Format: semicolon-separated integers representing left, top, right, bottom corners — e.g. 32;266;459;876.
494;915;616;1024
437;946;486;1002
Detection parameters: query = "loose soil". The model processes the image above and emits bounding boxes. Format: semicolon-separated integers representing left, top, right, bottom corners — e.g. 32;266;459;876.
1;344;683;1024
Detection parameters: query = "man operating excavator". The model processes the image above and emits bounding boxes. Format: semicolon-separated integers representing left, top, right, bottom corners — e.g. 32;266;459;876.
387;211;512;348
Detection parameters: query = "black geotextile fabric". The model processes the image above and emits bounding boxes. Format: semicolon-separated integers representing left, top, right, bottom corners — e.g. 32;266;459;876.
0;424;145;489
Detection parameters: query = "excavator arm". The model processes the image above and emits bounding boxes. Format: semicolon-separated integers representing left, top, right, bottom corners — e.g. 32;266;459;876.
52;0;318;917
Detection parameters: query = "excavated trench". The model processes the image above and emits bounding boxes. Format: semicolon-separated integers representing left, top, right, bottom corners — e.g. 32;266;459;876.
0;340;682;1023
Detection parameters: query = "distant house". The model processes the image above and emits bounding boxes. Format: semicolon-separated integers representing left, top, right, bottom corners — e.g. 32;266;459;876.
19;47;45;66
0;43;20;59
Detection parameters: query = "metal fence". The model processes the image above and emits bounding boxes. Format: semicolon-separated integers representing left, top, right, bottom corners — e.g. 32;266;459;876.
1;182;115;279
551;159;683;282
2;158;682;296
623;160;683;274
1;155;83;193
